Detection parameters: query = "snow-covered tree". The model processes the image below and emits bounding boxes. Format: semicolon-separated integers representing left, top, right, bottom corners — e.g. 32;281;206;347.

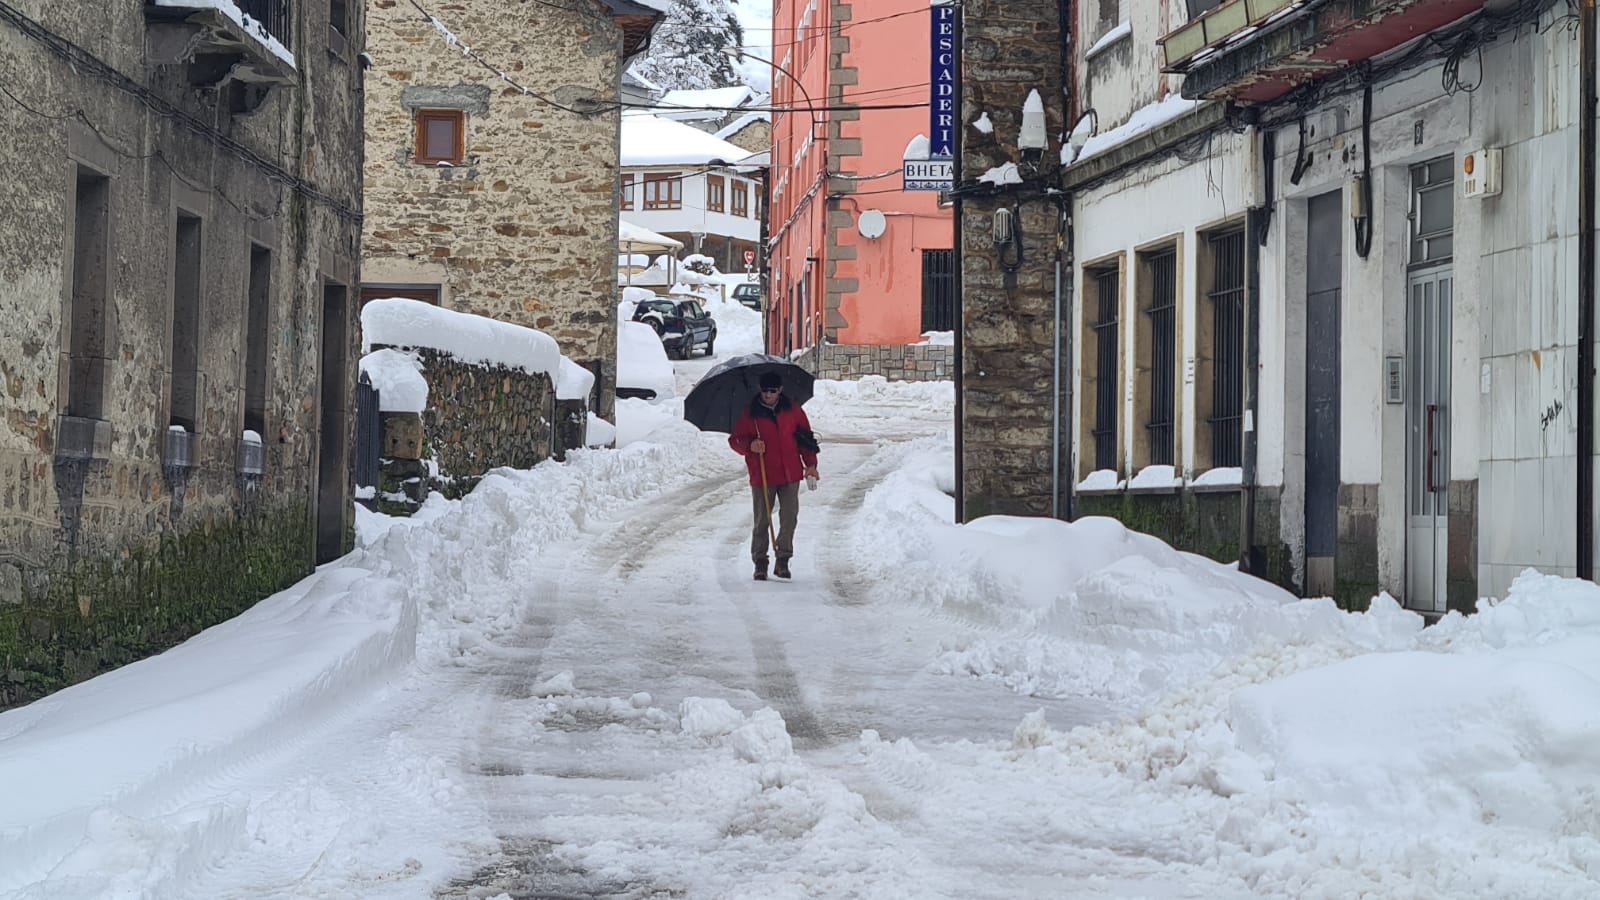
633;0;748;91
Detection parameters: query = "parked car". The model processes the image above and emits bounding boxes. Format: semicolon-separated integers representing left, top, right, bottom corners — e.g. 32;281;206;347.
732;282;763;311
631;296;717;359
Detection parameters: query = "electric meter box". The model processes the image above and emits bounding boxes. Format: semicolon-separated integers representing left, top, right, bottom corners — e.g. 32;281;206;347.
1461;148;1502;199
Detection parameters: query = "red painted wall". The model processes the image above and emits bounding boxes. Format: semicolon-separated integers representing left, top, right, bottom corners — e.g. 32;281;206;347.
767;0;955;354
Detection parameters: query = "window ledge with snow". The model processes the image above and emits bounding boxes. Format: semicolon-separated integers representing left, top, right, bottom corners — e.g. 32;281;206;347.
1075;469;1125;494
1127;464;1182;494
1085;21;1132;60
1188;466;1243;492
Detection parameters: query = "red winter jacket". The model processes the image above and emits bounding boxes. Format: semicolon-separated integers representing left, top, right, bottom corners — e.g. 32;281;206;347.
729;396;818;487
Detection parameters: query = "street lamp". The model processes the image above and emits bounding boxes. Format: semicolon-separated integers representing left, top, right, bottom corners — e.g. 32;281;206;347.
722;47;821;138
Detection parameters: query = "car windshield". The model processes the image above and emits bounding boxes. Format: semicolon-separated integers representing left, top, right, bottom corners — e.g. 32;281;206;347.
733;285;758;297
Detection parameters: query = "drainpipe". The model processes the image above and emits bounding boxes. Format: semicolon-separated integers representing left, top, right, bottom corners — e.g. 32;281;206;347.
1580;0;1596;579
953;3;966;523
1053;198;1074;519
1242;127;1274;575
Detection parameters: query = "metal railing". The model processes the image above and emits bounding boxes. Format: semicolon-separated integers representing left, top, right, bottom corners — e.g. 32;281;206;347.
1144;250;1176;467
237;0;293;51
1208;230;1245;468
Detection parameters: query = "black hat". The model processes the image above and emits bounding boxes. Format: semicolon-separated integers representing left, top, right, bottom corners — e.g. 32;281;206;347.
759;372;784;390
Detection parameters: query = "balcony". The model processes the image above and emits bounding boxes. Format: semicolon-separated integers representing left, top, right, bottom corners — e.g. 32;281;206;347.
1160;0;1485;102
146;0;297;91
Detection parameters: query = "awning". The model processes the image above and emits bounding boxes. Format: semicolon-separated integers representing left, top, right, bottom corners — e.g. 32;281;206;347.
619;219;684;254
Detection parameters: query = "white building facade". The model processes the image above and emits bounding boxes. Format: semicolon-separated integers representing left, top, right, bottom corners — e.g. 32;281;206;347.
620;113;763;275
1055;0;1589;612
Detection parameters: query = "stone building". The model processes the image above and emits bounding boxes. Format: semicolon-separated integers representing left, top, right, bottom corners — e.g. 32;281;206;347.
361;0;665;421
0;0;366;706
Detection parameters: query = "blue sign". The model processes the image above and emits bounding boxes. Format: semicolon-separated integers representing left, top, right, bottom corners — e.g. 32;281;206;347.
930;2;956;159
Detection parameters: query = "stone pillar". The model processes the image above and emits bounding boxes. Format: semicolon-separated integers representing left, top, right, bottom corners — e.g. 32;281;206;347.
957;0;1066;520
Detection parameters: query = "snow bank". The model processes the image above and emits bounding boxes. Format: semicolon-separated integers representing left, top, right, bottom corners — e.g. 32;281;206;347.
0;568;416;888
557;356;596;402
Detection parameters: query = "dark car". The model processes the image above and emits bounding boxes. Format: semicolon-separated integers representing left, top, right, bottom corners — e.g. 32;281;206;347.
631;296;717;359
732;283;763;311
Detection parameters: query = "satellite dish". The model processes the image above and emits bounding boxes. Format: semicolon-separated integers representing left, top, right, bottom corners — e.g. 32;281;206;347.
858;209;887;239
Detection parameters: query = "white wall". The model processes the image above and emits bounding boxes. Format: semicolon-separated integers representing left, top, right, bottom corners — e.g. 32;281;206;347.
621;168;761;245
1073;130;1255;483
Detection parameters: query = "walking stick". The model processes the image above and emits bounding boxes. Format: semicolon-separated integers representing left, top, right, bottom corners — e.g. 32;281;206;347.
757;444;780;553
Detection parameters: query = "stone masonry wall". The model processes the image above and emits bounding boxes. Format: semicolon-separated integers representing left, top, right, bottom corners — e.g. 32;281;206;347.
363;0;627;421
0;1;365;707
818;344;954;382
412;348;555;499
957;0;1067;520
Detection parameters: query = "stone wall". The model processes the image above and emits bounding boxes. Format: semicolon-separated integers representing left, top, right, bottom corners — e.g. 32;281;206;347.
957;0;1068;520
414;349;556;499
363;0;631;420
816;344;954;382
0;1;365;707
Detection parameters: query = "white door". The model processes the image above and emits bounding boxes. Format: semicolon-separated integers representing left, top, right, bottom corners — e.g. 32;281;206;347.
1405;266;1451;612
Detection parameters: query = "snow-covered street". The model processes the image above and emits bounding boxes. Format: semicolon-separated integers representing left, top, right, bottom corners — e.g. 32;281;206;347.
3;305;1600;899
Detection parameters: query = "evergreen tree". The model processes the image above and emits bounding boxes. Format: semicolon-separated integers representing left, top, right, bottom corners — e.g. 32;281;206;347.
634;0;748;91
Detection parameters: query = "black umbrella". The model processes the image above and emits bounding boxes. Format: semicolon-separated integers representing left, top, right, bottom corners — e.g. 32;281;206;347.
684;354;815;434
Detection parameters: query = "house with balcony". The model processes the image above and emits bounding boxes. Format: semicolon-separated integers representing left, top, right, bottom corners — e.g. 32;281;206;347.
766;0;955;381
0;0;366;706
620;112;764;276
361;0;665;422
1031;0;1588;611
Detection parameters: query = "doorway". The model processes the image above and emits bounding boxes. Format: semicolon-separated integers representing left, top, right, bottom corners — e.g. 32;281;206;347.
316;283;351;564
1404;157;1455;612
1304;191;1342;597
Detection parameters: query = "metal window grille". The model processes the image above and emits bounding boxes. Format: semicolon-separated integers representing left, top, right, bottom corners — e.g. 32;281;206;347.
1208;230;1245;468
1092;268;1119;470
1144;250;1176;466
921;250;956;332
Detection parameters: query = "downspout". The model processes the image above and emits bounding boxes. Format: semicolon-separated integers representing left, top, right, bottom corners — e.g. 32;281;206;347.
1580;0;1596;579
1243;127;1274;575
953;1;966;523
1053;207;1064;519
1054;0;1075;521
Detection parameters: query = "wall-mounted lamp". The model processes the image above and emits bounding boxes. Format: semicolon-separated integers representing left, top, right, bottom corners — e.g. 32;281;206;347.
992;207;1015;246
994;206;1023;272
1019;89;1048;168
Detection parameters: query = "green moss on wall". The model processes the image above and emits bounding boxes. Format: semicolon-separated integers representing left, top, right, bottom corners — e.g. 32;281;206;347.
0;505;312;710
1074;492;1241;564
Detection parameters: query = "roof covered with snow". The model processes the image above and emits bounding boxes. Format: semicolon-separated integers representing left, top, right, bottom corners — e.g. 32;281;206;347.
658;86;757;111
622;113;757;167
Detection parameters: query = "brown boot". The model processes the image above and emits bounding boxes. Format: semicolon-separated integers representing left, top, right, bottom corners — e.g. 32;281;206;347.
753;560;768;581
773;558;791;579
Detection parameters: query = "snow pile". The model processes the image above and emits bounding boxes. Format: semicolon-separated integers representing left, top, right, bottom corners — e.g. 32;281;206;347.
359;348;427;413
0;568;416;888
361;297;561;380
617;321;676;401
1024;571;1600;898
556;357;596;402
614;396;681;447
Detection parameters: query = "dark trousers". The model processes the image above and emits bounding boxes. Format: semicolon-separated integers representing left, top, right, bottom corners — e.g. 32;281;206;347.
750;481;800;563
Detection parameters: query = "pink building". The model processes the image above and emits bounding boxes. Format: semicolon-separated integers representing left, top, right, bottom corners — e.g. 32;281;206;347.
766;0;955;380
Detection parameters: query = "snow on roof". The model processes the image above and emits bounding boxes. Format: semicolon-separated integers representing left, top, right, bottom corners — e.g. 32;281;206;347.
658;86;757;111
623;66;660;91
714;110;771;141
622;114;757;167
361;297;561;380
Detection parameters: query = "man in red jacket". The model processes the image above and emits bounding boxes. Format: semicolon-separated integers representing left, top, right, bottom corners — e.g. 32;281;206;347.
729;372;820;581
